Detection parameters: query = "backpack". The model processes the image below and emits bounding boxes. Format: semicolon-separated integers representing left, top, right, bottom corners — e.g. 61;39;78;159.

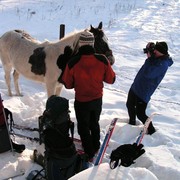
0;96;5;126
0;94;11;153
0;94;25;154
75;153;89;173
26;168;45;180
38;95;74;144
37;95;89;179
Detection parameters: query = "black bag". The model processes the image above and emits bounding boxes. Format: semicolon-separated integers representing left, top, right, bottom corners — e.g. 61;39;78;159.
0;95;11;153
0;126;11;153
0;96;25;154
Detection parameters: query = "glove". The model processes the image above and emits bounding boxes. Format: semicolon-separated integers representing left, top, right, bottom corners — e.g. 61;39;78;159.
146;42;155;49
110;143;145;169
57;46;73;71
57;46;73;83
145;42;155;58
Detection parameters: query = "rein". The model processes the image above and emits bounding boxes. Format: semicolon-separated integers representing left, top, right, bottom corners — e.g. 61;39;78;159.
105;50;113;57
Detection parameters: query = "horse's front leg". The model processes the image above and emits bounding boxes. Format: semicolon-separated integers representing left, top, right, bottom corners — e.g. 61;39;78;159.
55;83;63;96
45;80;57;98
13;70;22;96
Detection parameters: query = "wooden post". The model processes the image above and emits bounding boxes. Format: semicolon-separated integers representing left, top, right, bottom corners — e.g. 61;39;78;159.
59;24;65;39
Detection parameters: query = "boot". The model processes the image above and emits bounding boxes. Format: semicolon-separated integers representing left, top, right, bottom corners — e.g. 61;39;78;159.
129;120;136;125
31;149;45;167
147;123;156;135
12;140;25;153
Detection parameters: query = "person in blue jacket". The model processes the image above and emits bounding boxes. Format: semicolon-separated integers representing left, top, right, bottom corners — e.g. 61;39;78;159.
126;41;173;135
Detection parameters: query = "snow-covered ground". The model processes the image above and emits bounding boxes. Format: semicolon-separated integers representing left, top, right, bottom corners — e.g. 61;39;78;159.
0;0;179;179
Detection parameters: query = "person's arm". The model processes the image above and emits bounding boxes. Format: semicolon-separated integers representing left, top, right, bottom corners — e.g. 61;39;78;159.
104;61;116;84
61;65;74;89
146;42;154;58
144;59;169;79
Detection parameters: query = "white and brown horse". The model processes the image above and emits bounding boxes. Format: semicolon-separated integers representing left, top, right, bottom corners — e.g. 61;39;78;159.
0;22;115;97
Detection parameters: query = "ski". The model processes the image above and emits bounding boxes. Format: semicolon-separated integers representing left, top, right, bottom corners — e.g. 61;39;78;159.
94;118;118;166
10;131;84;153
2;169;25;180
10;132;40;142
11;124;39;132
73;138;84;154
136;113;157;146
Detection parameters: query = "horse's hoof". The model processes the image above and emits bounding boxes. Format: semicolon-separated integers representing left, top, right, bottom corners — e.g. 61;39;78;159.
16;93;23;97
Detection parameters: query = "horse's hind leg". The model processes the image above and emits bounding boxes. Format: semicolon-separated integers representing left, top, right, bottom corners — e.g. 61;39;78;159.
4;67;13;96
13;70;21;96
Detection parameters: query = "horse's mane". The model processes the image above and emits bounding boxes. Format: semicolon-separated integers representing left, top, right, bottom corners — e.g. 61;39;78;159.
60;28;90;54
14;29;41;43
63;29;81;38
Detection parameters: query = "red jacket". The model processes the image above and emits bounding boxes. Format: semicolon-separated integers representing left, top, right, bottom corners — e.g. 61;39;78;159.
62;47;115;102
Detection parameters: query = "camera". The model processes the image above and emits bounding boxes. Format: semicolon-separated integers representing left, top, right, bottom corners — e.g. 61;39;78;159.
143;42;155;54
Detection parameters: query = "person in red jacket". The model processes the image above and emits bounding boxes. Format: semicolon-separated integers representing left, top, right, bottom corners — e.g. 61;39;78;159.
61;30;116;161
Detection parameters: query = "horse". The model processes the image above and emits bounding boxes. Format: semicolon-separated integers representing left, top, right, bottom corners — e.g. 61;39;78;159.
0;22;115;98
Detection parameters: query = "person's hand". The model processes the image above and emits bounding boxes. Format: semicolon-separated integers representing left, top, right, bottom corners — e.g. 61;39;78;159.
57;46;73;71
57;46;73;83
146;42;155;58
146;42;154;49
110;143;145;169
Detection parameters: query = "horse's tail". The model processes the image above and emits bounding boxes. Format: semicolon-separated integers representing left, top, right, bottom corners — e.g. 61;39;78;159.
0;31;9;58
0;34;2;54
0;35;2;57
0;32;6;60
0;32;4;47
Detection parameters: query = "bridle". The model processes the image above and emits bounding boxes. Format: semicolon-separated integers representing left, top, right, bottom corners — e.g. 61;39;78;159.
94;34;112;54
93;33;114;64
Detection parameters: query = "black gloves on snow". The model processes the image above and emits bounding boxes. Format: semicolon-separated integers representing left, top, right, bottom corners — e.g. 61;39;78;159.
110;143;145;169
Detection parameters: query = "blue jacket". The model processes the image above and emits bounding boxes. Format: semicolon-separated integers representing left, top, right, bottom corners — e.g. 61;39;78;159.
131;55;173;103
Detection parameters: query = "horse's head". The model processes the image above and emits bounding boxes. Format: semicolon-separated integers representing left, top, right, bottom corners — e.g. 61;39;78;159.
57;22;115;72
90;22;115;65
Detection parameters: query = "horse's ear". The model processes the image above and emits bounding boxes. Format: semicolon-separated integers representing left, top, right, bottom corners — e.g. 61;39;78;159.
89;25;96;34
98;22;103;29
90;25;95;32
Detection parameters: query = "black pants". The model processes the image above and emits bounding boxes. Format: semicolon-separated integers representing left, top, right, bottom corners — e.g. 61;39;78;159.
74;98;102;159
126;89;155;134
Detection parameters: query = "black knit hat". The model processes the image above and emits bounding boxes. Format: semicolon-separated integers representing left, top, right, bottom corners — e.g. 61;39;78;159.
155;42;168;55
46;95;69;121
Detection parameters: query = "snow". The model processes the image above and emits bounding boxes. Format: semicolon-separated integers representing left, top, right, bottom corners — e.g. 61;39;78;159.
0;0;179;179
